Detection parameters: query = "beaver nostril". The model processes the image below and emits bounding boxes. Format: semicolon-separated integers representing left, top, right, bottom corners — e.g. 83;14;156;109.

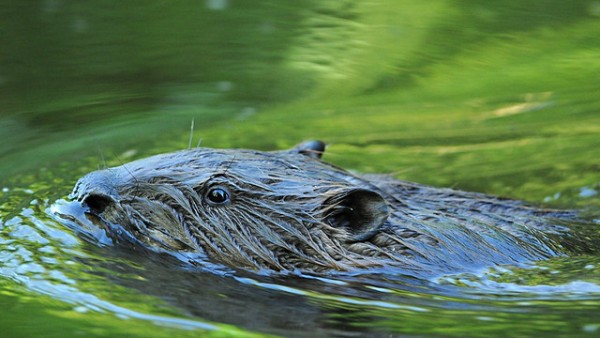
83;194;114;214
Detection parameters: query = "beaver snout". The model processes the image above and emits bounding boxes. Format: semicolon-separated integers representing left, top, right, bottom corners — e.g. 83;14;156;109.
71;169;121;215
82;193;115;214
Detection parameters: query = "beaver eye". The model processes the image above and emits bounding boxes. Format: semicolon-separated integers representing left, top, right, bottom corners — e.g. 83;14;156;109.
205;186;230;205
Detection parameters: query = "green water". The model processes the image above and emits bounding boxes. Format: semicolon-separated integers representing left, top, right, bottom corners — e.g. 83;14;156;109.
1;1;600;337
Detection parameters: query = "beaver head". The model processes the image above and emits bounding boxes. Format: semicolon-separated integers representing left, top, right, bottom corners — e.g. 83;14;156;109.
70;141;393;272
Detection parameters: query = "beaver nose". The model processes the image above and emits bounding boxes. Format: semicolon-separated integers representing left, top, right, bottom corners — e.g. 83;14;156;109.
71;169;121;214
83;193;115;214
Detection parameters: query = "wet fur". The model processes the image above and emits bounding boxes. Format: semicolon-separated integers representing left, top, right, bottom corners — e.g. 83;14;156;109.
69;142;585;275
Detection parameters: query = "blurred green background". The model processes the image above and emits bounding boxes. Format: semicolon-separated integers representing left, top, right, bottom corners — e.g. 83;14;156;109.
1;0;598;207
0;2;599;335
0;0;600;207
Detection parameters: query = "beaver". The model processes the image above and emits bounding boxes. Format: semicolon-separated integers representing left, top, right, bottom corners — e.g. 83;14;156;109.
64;141;590;276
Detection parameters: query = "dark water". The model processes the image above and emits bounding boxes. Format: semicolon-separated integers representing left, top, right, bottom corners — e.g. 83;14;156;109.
1;1;600;337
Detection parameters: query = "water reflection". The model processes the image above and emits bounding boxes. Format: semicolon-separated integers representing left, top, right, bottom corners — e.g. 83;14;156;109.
1;0;600;336
0;169;599;336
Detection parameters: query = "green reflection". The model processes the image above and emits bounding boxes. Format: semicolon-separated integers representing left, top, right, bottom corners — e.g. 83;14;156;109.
1;0;600;337
0;283;269;338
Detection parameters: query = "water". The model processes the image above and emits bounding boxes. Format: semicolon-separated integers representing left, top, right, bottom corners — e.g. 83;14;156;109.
1;1;600;337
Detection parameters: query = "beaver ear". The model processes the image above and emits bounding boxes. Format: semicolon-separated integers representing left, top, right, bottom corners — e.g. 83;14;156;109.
292;140;326;159
323;189;389;242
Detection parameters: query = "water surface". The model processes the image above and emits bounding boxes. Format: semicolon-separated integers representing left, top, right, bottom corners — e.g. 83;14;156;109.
1;1;600;337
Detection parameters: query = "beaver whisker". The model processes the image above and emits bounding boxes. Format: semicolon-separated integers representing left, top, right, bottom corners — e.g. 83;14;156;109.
97;148;107;170
188;118;195;150
218;154;236;177
107;150;142;202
